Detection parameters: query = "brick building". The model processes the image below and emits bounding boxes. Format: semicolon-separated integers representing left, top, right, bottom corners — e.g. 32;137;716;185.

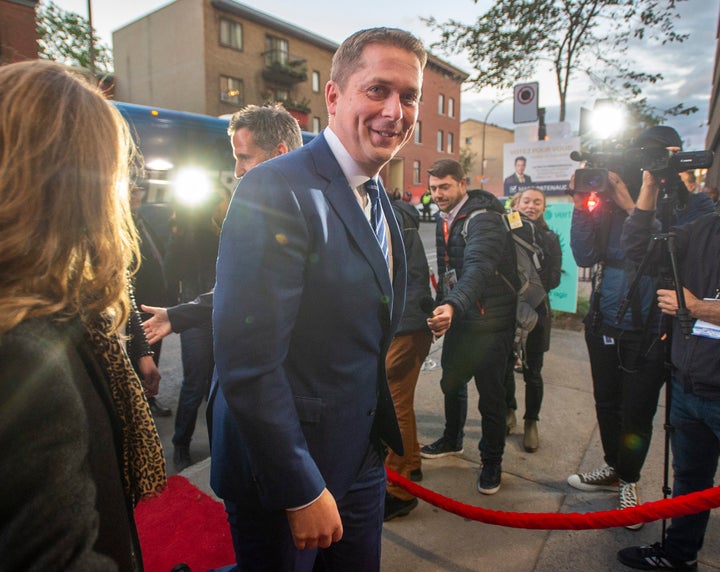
112;0;466;200
705;8;720;190
0;0;38;65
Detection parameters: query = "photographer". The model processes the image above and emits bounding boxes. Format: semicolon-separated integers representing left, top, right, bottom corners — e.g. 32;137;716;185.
617;171;720;570
566;126;714;528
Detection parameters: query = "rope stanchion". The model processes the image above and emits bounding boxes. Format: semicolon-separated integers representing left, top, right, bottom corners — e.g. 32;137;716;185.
386;468;720;530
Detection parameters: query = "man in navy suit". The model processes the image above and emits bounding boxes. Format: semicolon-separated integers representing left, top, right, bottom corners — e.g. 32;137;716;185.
211;28;427;571
503;155;532;195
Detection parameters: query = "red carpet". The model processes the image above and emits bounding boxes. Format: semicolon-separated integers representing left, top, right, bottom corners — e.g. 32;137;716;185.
135;475;235;572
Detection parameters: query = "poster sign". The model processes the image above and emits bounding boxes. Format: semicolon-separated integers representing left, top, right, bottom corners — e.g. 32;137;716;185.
513;82;539;124
544;203;578;314
503;137;580;196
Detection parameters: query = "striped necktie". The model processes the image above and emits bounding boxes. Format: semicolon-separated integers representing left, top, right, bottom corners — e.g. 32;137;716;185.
365;179;389;268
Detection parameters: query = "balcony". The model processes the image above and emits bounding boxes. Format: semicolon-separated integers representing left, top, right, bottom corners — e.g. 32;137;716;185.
262;51;307;85
282;98;311;129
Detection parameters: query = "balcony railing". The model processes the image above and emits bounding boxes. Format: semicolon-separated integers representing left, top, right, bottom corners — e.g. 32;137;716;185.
262;50;307;85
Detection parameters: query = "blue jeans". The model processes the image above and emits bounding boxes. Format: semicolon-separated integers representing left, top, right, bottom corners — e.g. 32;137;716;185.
224;445;385;571
172;324;214;448
439;326;513;465
664;377;720;562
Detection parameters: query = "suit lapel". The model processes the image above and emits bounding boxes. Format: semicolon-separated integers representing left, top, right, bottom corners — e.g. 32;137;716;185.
309;136;394;304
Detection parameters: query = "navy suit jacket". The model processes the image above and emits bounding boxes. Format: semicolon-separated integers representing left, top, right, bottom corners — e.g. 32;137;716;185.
210;132;406;511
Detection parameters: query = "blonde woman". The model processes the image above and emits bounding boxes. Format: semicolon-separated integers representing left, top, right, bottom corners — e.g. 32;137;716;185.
505;188;562;452
0;61;165;571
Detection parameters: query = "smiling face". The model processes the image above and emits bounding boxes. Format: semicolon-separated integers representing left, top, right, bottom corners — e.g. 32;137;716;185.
516;189;545;221
326;43;422;175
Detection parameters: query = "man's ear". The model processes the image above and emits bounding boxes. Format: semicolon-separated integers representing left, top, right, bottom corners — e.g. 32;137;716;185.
326;81;339;116
275;141;289;157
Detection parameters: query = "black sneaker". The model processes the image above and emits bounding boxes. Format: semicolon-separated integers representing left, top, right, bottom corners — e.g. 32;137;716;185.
384;493;418;521
409;468;423;482
567;464;619;491
420;437;463;459
477;463;502;495
617;543;697;570
173;445;192;472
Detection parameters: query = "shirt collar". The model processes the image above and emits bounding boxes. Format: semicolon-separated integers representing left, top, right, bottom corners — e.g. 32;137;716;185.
324;127;377;190
441;194;469;226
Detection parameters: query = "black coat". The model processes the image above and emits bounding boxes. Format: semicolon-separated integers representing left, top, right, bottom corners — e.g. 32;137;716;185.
623;211;720;399
392;200;432;334
435;190;518;333
0;318;141;571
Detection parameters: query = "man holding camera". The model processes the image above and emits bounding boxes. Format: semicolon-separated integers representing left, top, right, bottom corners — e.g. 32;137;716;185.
617;170;720;570
566;126;714;528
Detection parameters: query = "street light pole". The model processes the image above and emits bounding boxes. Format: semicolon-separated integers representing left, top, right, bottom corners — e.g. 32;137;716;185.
87;0;96;77
480;97;510;190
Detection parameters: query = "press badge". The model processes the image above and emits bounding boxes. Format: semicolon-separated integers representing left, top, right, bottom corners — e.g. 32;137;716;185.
506;210;523;230
691;299;720;340
443;268;458;291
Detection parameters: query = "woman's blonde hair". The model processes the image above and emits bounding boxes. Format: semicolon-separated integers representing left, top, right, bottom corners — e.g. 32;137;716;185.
0;60;140;335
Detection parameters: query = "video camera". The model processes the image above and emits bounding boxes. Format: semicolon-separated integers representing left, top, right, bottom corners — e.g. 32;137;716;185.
570;148;713;195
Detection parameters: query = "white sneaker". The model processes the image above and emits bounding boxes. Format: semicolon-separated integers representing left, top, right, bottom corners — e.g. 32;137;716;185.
620;480;643;530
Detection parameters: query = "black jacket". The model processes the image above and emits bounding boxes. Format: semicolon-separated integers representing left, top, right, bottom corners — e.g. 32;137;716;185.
436;190;518;333
392;200;431;334
623;210;720;399
0;318;142;571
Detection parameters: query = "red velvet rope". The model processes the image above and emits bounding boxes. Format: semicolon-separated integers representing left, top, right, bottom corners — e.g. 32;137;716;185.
386;468;720;529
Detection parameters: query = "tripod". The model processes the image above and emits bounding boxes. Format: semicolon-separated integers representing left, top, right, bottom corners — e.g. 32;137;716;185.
615;185;692;542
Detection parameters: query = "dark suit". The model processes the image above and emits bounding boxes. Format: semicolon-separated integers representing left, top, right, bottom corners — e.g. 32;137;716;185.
210;132;406;570
503;172;533;196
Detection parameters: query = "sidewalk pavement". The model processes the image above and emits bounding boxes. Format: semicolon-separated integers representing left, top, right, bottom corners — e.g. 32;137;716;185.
155;327;720;571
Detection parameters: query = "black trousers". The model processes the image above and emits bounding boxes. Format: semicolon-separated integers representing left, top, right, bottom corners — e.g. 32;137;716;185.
584;327;666;483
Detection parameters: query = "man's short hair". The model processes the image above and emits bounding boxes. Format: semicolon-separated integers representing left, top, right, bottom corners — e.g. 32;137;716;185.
515;156;527;165
427;159;465;183
227;103;303;153
331;28;427;90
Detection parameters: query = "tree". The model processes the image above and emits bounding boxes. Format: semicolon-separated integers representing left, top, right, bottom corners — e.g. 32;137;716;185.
37;1;113;74
459;145;476;176
425;0;694;125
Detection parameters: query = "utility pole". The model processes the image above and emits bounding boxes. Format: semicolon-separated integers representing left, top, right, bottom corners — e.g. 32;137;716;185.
87;0;96;77
480;97;509;190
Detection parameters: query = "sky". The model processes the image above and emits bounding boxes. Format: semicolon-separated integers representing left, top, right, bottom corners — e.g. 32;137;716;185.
49;0;720;149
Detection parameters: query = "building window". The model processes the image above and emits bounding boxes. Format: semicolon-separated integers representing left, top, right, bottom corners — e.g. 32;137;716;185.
448;97;455;118
219;18;242;50
312;116;321;133
312;71;321;93
438;94;445;115
414;120;422;144
265;35;289;66
220;75;244;105
413;160;421;185
447;132;454;154
437;130;444;152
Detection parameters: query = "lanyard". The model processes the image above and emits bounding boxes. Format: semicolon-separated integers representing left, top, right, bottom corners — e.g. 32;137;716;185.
442;218;450;265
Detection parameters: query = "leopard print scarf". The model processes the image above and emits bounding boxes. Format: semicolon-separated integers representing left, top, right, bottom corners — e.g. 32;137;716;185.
85;314;167;504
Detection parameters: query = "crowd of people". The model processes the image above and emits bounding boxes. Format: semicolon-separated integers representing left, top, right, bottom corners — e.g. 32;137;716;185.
1;25;718;572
